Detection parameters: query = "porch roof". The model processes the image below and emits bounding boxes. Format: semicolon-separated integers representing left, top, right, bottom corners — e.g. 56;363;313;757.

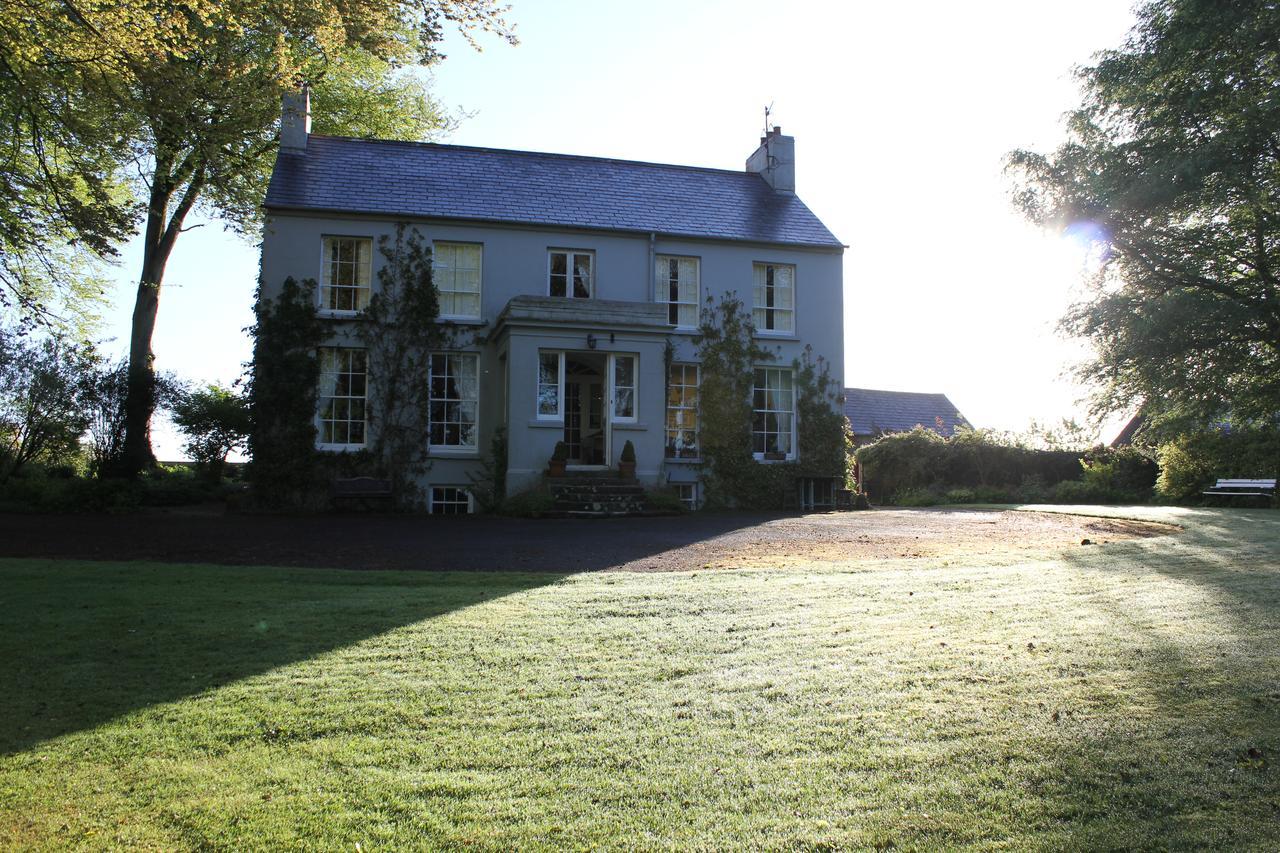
494;296;673;335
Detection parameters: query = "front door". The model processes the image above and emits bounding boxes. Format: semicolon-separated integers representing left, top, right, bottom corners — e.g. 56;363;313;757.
564;353;608;466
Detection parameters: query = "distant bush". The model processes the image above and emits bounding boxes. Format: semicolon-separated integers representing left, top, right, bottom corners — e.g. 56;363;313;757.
1156;427;1280;502
857;427;1084;504
0;465;227;513
895;487;941;507
1080;446;1158;502
856;427;1158;506
645;488;688;513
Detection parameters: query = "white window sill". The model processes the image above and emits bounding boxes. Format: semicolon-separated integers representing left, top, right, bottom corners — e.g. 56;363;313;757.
316;443;366;452
438;315;485;325
753;455;796;464
529;418;564;428
317;310;361;320
612;421;647;431
665;455;702;464
755;331;797;340
429;447;481;459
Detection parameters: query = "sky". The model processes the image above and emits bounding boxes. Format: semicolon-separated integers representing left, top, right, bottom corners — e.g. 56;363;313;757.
96;0;1140;459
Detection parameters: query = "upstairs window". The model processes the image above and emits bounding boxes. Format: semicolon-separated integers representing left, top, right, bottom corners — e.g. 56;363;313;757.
752;262;794;334
655;256;699;328
549;250;593;298
433;242;482;319
321;237;372;312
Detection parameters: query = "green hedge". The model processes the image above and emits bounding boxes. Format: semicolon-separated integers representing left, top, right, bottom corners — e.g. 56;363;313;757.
1156;427;1280;502
854;428;1158;505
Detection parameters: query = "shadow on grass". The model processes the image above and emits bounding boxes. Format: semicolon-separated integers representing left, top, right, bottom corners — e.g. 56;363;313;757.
0;511;774;572
0;511;773;756
0;561;565;757
1039;508;1280;846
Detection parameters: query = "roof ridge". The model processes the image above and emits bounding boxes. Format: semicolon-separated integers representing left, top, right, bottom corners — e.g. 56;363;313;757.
307;134;759;179
845;387;952;397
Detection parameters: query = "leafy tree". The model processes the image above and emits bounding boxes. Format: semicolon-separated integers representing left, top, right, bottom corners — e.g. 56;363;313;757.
82;358;182;477
172;384;251;482
0;328;95;483
1007;0;1280;431
1;0;516;475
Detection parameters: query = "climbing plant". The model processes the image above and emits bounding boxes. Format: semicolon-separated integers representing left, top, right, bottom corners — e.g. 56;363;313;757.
694;293;852;509
354;223;455;507
246;276;326;507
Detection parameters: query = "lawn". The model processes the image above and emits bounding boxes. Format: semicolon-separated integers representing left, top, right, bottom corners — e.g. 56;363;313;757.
1;507;1277;849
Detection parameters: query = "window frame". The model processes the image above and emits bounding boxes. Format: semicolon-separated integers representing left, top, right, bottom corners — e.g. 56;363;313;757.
654;254;700;329
315;346;368;451
665;362;699;459
673;483;699;511
751;366;796;461
429;485;475;515
610;353;638;423
432;241;483;321
428;351;480;453
536;350;565;421
318;235;373;315
751;261;796;335
547;249;595;299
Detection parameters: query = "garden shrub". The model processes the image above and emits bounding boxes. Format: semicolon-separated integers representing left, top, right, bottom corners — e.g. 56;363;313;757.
694;295;851;509
895;487;941;507
1156;427;1280;502
644;488;687;513
855;427;1155;505
855;427;1086;503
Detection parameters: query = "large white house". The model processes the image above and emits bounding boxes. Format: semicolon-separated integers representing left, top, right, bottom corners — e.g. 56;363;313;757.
259;91;845;511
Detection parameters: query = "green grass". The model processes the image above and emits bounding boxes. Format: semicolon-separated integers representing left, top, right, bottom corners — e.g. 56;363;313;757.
1;507;1278;849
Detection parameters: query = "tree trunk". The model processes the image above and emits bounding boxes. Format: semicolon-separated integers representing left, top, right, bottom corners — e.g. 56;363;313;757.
117;151;205;477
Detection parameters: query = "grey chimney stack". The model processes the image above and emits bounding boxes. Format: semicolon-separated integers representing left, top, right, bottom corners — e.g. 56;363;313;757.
280;86;311;154
745;126;795;193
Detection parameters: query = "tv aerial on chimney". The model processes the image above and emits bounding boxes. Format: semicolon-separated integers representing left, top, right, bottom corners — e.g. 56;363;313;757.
763;102;774;136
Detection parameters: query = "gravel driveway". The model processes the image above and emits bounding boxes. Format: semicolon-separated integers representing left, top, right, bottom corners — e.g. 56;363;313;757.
0;507;1177;573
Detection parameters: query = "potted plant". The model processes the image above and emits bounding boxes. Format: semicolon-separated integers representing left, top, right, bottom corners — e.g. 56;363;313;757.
548;441;568;477
618;440;637;479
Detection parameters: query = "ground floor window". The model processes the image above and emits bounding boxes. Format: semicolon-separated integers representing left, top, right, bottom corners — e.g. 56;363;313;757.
666;363;699;458
430;486;473;514
752;367;794;459
429;352;479;448
613;354;637;420
537;351;562;418
673;482;699;510
317;347;367;448
798;478;836;511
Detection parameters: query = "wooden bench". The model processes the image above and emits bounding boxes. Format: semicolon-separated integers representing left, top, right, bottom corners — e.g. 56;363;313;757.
1202;478;1276;505
331;476;393;509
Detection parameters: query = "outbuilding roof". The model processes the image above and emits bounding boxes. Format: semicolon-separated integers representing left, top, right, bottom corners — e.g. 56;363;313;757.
843;388;971;438
265;135;843;248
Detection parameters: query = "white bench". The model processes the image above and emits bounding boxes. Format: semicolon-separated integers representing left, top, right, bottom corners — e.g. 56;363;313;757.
1203;478;1276;499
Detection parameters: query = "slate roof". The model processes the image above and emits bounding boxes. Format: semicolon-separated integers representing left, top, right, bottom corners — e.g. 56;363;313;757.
265;135;843;248
843;388;971;438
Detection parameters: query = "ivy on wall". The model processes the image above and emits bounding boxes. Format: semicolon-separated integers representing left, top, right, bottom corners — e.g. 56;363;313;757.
356;224;453;506
694;293;852;509
248;224;455;510
246;276;326;507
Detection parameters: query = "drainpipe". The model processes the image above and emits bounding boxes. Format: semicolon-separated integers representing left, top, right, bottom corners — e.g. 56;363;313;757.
648;232;656;297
